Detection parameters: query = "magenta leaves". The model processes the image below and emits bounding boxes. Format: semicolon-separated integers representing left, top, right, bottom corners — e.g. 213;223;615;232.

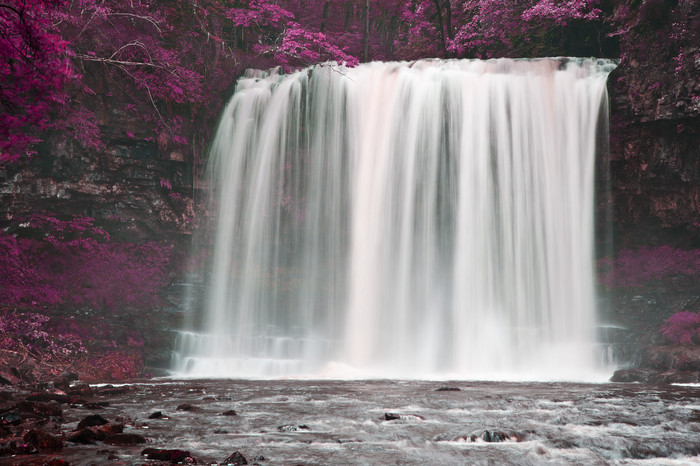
661;311;700;345
0;311;85;359
0;212;173;312
0;0;76;162
597;246;700;289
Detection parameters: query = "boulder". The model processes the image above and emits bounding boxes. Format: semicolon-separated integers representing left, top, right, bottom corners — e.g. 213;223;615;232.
104;433;147;445
222;451;248;465
23;429;63;451
142;447;193;462
77;414;109;429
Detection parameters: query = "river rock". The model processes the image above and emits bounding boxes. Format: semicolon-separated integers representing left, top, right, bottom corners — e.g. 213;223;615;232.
176;403;199;411
222;451;248;465
610;368;657;383
142;447;193;462
104;432;147;445
221;409;238;416
77;413;109;429
0;411;21;426
477;430;511;442
148;411;165;419
23;428;63;451
277;424;310;432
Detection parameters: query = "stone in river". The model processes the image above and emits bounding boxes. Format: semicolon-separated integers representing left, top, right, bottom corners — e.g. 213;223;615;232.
222;451;248;465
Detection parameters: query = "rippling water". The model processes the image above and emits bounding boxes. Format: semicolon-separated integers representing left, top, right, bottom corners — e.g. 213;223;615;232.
53;380;700;465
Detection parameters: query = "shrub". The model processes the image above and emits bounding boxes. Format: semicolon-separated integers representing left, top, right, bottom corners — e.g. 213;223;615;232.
661;311;700;345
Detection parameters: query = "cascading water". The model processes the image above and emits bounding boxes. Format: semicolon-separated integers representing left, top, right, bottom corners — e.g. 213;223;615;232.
174;58;616;380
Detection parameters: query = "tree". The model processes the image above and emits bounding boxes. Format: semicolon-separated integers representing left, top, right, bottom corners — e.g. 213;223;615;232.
0;0;75;163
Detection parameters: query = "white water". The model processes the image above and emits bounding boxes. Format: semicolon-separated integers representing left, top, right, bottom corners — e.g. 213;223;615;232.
174;58;616;379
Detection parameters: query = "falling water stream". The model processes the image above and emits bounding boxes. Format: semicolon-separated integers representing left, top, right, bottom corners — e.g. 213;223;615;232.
174;58;617;380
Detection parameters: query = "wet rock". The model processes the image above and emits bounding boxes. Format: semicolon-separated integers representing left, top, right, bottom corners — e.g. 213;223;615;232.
643;346;700;372
83;401;110;409
67;422;124;444
67;383;93;397
277;424;310;432
15;400;62;418
478;430;511;442
142;447;193;462
610;368;657;383
77;413;109;429
383;413;424;421
0;375;11;386
221;409;238;416
435;387;461;391
95;385;133;396
0;440;38;456
25;393;77;404
222;451;248;465
253;455;265;461
176;403;199;411
23;428;63;451
654;370;700;384
148;411;165;419
66;428;101;444
0;411;21;426
104;432;147;445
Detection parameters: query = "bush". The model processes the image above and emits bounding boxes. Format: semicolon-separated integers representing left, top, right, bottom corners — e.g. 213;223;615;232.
661;311;700;345
0;212;172;311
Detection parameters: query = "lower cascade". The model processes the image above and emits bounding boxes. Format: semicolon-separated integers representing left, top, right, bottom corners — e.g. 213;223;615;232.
174;58;616;379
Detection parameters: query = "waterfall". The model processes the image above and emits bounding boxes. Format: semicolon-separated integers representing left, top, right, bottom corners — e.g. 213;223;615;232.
174;58;616;380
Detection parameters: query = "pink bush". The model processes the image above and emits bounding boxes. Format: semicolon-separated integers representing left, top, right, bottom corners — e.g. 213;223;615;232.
0;212;172;311
597;246;700;288
661;311;700;345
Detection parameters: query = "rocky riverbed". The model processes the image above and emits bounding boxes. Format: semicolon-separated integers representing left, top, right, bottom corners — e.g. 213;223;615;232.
1;379;699;465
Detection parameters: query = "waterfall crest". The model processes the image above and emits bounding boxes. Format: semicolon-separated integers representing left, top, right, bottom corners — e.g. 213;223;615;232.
174;58;616;380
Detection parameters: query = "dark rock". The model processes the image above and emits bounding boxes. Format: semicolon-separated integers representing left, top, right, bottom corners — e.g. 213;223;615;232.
0;411;21;426
15;400;62;418
148;411;165;419
653;370;700;384
23;428;63;451
435;387;461;391
643;346;700;372
253;455;265;461
176;403;199;411
0;375;11;386
77;414;109;429
222;451;248;465
83;401;110;409
480;430;510;442
67;383;93;397
95;385;133;396
277;424;310;432
610;368;657;383
25;393;77;404
142;447;193;462
67;428;101;444
104;432;147;445
383;413;423;421
221;409;238;416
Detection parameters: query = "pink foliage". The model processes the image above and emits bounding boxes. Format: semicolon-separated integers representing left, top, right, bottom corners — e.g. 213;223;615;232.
0;213;172;311
597;246;700;288
661;311;700;345
0;312;85;358
0;0;76;162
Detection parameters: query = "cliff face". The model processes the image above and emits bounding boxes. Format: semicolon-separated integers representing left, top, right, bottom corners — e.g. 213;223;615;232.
0;112;197;244
608;0;699;247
